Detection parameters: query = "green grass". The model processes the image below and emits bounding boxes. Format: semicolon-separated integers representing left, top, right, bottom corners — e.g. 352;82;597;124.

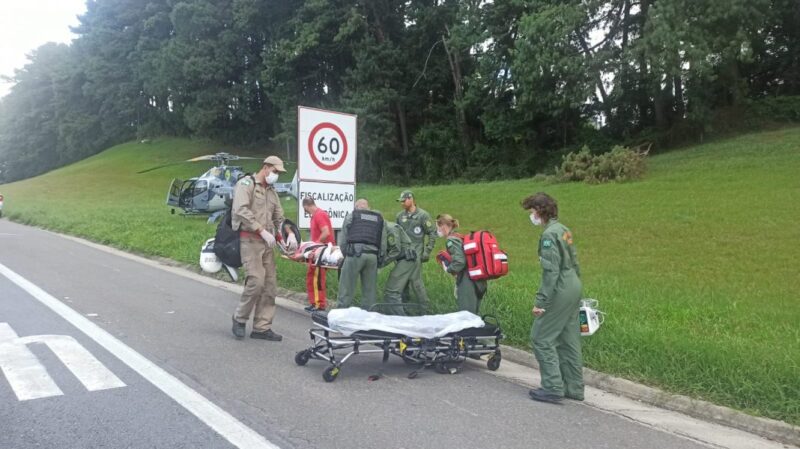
2;130;799;425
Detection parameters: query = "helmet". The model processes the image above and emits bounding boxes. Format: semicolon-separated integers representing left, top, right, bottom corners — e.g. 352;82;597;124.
199;238;222;273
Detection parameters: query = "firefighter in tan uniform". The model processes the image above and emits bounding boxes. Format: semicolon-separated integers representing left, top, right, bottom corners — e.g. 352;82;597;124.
231;156;295;341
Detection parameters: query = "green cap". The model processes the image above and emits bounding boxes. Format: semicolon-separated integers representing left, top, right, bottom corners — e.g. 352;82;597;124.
396;190;414;202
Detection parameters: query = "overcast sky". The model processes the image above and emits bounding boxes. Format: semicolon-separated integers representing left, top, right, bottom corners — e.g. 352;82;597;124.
0;0;87;98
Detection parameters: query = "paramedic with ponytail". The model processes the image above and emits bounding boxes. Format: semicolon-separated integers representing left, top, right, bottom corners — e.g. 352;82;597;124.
436;214;487;314
523;192;584;404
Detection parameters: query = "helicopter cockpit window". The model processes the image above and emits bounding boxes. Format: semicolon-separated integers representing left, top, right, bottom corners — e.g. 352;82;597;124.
193;180;208;196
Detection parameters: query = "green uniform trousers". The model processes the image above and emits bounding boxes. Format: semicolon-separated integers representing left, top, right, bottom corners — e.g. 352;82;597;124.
530;270;584;399
337;253;379;310
401;258;430;312
455;272;487;315
384;259;417;315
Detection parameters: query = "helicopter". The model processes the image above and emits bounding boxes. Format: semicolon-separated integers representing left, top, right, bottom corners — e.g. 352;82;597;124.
137;152;298;223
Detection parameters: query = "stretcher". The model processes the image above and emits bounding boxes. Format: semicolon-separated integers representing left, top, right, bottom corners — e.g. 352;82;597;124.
294;307;504;382
279;241;343;270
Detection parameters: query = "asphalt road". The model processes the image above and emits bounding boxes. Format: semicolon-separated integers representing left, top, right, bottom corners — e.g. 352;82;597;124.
0;220;714;449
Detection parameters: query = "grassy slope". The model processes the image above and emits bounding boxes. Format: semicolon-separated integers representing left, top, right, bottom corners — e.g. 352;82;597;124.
2;130;799;424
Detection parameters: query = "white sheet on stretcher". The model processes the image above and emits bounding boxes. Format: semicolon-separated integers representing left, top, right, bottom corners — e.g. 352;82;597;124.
326;307;485;339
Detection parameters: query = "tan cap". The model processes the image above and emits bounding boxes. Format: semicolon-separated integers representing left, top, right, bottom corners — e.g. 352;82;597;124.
263;155;286;172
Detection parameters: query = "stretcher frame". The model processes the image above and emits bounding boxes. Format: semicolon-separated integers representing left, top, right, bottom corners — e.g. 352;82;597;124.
279;254;341;270
294;306;504;382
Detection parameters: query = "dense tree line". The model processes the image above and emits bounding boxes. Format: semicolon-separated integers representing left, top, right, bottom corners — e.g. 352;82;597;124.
1;0;799;184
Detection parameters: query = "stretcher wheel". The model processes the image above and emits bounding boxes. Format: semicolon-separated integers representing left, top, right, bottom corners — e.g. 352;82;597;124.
323;366;340;382
403;353;423;366
295;350;311;366
487;355;501;371
435;362;459;375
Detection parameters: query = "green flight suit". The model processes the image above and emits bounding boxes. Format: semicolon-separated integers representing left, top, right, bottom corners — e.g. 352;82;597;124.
531;218;584;400
445;235;488;315
383;223;418;315
336;209;388;311
396;207;436;311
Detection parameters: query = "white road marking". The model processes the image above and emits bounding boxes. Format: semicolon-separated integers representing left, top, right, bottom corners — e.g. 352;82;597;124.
0;262;281;449
0;324;63;401
17;333;126;393
0;323;125;400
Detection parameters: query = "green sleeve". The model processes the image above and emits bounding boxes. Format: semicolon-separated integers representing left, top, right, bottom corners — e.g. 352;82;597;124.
383;226;401;265
378;223;395;267
446;237;466;274
568;238;581;278
535;235;561;309
422;211;437;260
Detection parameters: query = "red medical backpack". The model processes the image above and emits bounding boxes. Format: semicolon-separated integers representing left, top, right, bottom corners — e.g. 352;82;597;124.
437;231;509;281
462;231;509;280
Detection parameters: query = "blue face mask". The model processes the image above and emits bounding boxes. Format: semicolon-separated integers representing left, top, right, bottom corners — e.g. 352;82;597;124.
266;171;279;185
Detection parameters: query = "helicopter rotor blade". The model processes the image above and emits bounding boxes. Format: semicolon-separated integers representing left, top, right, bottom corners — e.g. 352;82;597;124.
136;161;187;174
185;155;218;162
137;153;261;173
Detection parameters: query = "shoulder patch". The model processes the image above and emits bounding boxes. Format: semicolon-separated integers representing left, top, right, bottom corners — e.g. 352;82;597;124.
240;178;252;186
542;239;554;249
425;220;433;228
562;231;573;245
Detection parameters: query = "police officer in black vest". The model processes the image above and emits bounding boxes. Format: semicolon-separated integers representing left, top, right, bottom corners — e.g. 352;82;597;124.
336;198;387;310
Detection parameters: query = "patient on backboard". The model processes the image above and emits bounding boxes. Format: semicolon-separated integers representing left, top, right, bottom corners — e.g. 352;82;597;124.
280;241;344;268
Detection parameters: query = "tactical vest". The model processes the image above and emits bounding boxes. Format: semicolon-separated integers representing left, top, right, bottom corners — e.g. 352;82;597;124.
346;210;384;247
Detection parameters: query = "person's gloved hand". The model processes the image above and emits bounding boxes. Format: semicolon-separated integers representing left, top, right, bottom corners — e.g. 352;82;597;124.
286;232;298;252
421;252;430;262
441;261;449;273
259;229;276;248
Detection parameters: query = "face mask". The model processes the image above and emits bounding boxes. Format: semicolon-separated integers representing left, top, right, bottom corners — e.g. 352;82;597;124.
437;229;446;238
265;171;279;185
530;212;542;226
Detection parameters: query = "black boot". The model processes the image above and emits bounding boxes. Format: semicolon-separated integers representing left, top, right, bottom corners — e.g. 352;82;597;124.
231;317;245;340
251;329;283;341
529;388;563;404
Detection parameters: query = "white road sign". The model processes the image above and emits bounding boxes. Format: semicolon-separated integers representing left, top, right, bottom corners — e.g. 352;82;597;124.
298;181;355;229
297;106;357;183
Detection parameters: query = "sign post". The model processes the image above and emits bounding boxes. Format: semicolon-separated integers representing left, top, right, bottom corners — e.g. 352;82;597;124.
297;106;357;229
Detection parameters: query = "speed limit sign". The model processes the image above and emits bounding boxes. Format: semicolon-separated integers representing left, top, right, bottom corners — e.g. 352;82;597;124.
298;106;356;183
308;122;348;171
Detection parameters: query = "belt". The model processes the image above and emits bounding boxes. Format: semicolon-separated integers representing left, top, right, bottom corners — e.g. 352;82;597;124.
239;231;261;239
